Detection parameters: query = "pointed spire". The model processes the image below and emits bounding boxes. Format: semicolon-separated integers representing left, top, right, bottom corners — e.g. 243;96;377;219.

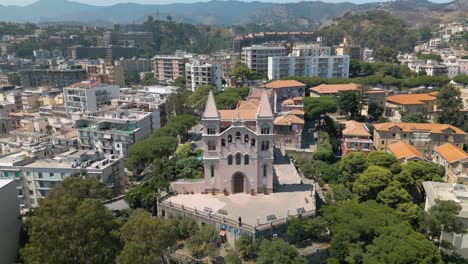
203;91;219;119
256;90;273;118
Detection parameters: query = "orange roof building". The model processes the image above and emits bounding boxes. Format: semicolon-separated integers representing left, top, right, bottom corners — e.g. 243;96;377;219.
341;120;371;137
340;121;373;156
309;83;358;97
273;114;304;126
256;80;306;113
387;141;424;163
386;92;438;116
373;122;466;154
433;143;468;184
434;143;468;164
260;80;306;89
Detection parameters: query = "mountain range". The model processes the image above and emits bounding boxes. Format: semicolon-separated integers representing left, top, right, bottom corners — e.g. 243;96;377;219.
0;0;466;28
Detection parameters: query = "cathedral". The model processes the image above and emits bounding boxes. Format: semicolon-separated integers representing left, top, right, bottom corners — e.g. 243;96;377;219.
202;90;274;194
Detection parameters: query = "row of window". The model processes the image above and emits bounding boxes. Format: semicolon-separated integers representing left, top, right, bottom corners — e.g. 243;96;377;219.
227;153;250;165
209;163;268;178
208;139;270;151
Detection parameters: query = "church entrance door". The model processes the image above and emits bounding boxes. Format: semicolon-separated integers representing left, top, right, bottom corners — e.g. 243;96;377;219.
232;172;245;193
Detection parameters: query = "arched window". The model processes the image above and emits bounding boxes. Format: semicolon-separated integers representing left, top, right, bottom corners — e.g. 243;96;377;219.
263;164;267;177
221;139;226;147
236;153;242;165
251;138;256;146
236;132;241;139
210;165;215;178
244;134;249;143
208;140;216;151
244;154;249;165
227;155;233;165
261;126;270;134
228;135;233;143
261;141;269;151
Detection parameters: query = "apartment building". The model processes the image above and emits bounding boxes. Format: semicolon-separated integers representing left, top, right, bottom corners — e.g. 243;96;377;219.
241;45;287;74
0;179;20;264
19;68;87;88
154;55;188;83
373;122;466;156
334;38;361;60
291;44;331;57
387;141;424;163
67;45;139;60
0;150;124;210
385;92;438;117
309;83;358;97
409;60;449;76
63;81;120;117
340;120;373;156
185;59;222;91
210;50;241;79
84;60;125;87
75;109;154;157
114;57;154;76
433;143;468;184
268;55;350;80
99;31;153;48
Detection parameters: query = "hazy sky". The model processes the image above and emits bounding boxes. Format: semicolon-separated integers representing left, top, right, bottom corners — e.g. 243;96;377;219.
0;0;454;6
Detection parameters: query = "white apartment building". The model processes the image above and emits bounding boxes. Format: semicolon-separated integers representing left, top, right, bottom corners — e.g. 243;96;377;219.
63;81;120;117
408;60;449;77
75;109;155;157
291;44;331;57
114;57;153;75
268;55;350;80
0;149;125;210
0;179;20;264
241;45;287;74
185;59;222;91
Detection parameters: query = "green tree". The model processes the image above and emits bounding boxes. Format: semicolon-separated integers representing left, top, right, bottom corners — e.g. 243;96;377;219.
367;151;399;168
338;91;360;119
141;72;157;86
117;210;178;264
21;179;120;264
303;96;337;120
173;75;186;88
353;166;392;201
401;112;428;123
339;152;369;183
175;142;192;158
453;75;468;87
231;63;253;85
376;181;411;208
225;250;242;264
286;216;306;243
256;239;306;264
236;234;260;259
421;199;466;240
374;46;397;62
186;84;212;113
367;102;384;120
436;85;463;125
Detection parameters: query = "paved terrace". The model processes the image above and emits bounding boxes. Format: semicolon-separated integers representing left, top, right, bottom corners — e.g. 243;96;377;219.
161;152;315;231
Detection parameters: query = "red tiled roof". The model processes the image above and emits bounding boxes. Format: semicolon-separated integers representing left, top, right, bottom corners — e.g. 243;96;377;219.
261;80;306;89
373;122;465;135
434;143;468;164
388;141;424;161
309;83;358;94
386;93;438;105
341;121;370;137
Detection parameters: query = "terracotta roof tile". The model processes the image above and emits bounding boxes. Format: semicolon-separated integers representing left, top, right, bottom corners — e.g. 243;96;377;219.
388;141;424;161
434;143;468;164
219;110;257;120
373;122;466;135
288;109;304;116
236;100;259;110
274;114;304;126
261;80;306;89
386;93;438;105
309;83;358;94
341;121;370;137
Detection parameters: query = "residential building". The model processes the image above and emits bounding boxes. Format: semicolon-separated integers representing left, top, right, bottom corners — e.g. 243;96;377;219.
268;55;350;80
75;109;155;157
19;68;87;88
241;45;287;74
99;31;153;48
409;60;448;76
433;143;468;184
362;48;374;62
367;90;386;107
0;150;125;210
387;141;424;163
67;45;139;60
291;44;331;57
0;179;20;264
185;59;222;91
422;182;468;259
385;92;438;117
334;38;361;60
154;55;188;83
0;117;15;134
340;120;372;156
84;60;125;87
259;80;307;113
170;90;274;194
273;113;304;149
210;50;241;79
63;81;120;117
373;122;466;156
114;57;154;76
309;83;358;97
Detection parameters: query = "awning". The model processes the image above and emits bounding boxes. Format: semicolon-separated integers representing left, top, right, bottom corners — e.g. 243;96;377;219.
219;230;226;236
103;134;112;139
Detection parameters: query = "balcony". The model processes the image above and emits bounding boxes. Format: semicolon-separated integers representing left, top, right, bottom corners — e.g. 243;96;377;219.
410;137;431;142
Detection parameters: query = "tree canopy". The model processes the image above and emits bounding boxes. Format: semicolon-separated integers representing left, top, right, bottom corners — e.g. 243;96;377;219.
303;96;338;120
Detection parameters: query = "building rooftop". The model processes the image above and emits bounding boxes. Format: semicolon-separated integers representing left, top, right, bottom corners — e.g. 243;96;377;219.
0;179;14;189
434;143;468;164
67;80;101;89
373;122;465;135
309;83;358;94
388;141;424;161
422;181;468;218
341;121;370;137
386;92;438;105
274;114;304;126
261;80;306;89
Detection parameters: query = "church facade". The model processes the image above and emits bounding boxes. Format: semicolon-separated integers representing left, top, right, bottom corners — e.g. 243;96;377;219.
202;90;274;194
